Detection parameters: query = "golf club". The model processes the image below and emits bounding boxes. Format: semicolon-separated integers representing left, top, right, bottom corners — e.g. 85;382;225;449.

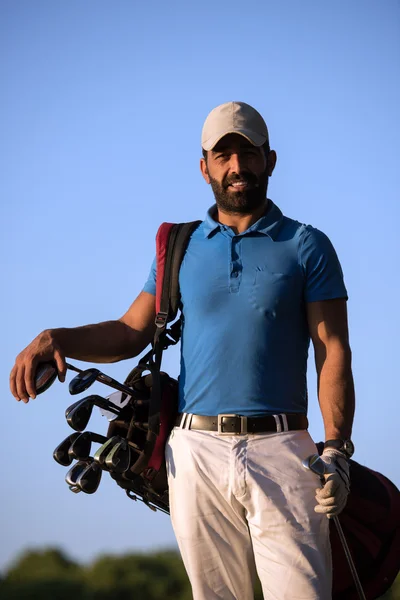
69;368;137;398
104;438;131;473
75;460;102;494
65;395;120;432
64;398;85;415
34;360;135;400
53;432;82;466
98;391;132;421
302;454;366;600
65;459;93;493
34;361;83;395
93;437;121;470
65;394;120;418
68;431;108;460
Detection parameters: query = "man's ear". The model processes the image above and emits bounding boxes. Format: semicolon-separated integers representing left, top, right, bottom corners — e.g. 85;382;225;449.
267;150;277;177
200;158;211;184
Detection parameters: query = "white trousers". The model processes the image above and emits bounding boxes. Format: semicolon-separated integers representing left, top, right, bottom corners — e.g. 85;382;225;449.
165;427;331;600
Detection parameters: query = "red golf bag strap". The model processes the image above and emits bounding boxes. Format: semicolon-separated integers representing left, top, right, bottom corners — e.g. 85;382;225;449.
154;220;202;333
147;220;201;436
155;222;175;319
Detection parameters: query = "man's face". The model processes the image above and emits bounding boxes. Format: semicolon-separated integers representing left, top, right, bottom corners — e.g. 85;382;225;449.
200;133;276;214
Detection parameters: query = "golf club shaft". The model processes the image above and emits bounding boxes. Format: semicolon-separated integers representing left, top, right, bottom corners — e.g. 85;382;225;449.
91;433;108;444
303;457;366;600
332;515;366;600
96;372;136;397
66;363;83;374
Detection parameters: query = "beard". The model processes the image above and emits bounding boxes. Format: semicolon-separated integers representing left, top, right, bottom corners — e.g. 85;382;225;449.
208;168;269;215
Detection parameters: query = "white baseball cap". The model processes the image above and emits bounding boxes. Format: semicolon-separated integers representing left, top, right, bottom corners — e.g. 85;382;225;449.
201;101;269;151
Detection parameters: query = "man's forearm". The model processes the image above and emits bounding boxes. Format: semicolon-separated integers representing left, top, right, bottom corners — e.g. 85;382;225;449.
50;320;151;363
316;343;355;440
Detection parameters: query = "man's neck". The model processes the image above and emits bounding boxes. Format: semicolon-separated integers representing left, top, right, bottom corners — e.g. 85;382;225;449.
216;199;269;234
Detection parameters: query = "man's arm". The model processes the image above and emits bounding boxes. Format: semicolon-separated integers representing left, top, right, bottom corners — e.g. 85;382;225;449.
10;291;156;403
56;291;156;362
307;298;355;441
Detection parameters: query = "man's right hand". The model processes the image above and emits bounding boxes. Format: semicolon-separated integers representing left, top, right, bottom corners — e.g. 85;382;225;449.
10;330;67;403
10;291;157;404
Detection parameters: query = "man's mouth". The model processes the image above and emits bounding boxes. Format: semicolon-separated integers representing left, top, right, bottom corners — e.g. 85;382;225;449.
227;180;257;190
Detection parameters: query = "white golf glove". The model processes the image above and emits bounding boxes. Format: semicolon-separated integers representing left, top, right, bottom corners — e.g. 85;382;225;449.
314;448;350;518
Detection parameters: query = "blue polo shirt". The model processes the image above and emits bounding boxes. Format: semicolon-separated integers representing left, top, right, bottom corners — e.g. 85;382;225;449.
143;200;347;417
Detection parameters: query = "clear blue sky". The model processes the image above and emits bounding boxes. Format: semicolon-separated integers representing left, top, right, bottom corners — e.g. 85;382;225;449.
1;0;399;573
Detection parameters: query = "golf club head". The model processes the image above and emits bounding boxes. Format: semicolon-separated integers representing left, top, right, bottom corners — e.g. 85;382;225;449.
65;399;94;432
67;431;107;460
99;391;131;421
69;368;100;396
76;461;102;494
66;395;120;432
65;459;92;490
302;454;327;479
68;431;92;460
94;437;121;469
83;394;120;413
65;395;117;417
104;439;131;474
65;399;84;416
34;362;58;395
53;432;82;466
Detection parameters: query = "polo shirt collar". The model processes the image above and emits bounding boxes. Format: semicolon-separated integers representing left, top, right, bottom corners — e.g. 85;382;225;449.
203;199;283;240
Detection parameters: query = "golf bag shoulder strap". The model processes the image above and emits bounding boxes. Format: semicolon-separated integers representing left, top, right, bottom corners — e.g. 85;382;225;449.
150;220;201;425
155;220;202;330
142;220;201;476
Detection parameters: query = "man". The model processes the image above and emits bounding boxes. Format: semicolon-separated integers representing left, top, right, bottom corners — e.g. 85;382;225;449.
11;101;355;600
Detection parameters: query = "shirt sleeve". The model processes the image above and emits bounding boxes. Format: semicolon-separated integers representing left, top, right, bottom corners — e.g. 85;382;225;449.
142;255;156;296
299;226;348;303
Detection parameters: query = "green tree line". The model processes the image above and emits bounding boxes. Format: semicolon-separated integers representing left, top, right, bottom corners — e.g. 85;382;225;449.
0;548;261;600
0;548;398;599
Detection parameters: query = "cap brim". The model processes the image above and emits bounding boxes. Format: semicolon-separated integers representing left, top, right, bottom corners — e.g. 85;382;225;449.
202;129;267;151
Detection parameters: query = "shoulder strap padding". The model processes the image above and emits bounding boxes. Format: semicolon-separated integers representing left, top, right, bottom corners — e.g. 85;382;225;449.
156;220;201;322
155;223;175;315
168;221;202;319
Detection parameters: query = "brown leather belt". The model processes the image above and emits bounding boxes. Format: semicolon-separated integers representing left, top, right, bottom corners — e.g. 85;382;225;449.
175;413;308;435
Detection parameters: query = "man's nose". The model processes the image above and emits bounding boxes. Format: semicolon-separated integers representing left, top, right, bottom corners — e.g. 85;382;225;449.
228;153;246;173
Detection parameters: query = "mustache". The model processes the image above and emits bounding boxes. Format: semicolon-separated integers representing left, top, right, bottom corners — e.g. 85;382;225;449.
223;173;257;188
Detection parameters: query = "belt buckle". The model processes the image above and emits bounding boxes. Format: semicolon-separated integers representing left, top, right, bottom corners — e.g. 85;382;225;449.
217;414;247;435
